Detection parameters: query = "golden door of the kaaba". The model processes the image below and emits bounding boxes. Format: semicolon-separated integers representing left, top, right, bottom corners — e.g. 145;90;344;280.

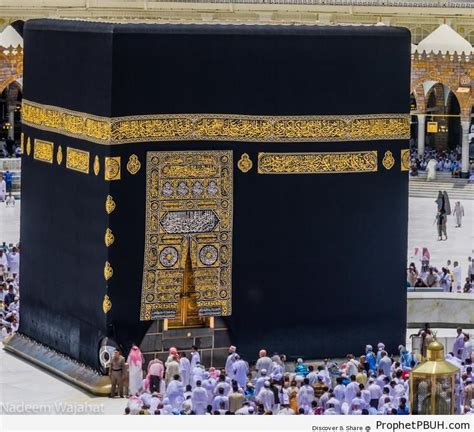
168;246;205;328
140;151;233;323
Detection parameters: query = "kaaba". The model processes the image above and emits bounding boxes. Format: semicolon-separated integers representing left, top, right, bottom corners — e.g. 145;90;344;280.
6;19;410;393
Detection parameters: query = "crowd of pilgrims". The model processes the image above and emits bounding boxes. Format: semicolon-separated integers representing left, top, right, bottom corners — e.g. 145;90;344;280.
0;245;20;339
119;343;474;416
408;147;464;177
407;257;473;293
1;245;474;416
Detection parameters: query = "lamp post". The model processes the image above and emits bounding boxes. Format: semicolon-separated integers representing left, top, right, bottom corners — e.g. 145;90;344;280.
410;340;459;414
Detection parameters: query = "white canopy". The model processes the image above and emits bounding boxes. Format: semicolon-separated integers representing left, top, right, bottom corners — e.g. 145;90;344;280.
0;25;23;48
416;24;473;55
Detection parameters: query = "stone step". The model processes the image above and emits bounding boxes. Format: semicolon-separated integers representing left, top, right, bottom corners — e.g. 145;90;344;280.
410;175;469;184
409;182;474;191
409;178;474;200
409;182;474;189
409;192;473;200
409;190;473;200
408;182;474;190
416;171;458;178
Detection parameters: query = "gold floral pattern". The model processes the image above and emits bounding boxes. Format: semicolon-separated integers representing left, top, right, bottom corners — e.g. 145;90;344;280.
57;145;63;165
258;151;378;174
102;295;112;314
126;154;141;175
104;228;114;247
105;195;116;214
22;99;410;144
104;157;121;181
26;138;31;156
104;261;113;281
66;147;90;174
382;150;395;170
93;155;100;176
237;153;253;173
401;149;410;171
33;139;54;163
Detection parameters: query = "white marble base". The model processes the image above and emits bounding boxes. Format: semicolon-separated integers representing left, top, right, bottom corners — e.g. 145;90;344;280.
407;292;474;328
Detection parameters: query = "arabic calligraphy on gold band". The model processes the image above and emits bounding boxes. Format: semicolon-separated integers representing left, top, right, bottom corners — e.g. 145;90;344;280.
258;151;378;174
33;139;54;163
22;100;410;144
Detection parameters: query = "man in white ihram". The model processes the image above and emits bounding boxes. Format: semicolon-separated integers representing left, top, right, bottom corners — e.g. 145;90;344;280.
225;345;237;379
232;354;249;389
255;369;268;396
191;380;208;414
257;381;275;413
256;349;273;377
297;378;315;414
165;374;184;409
452;261;462;292
378;351;392;378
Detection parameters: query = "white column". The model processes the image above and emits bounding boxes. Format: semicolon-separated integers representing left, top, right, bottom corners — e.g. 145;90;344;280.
460;119;470;178
7;109;14;141
417;115;426;156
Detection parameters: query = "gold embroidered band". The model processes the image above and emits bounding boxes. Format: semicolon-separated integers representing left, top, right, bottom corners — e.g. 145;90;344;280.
258;151;378;174
22;99;410;144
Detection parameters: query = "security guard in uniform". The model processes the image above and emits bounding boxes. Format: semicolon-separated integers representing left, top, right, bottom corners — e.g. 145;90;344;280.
109;349;125;398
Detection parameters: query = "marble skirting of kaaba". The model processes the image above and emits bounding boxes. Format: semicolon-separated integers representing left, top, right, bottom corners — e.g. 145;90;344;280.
10;19;410;379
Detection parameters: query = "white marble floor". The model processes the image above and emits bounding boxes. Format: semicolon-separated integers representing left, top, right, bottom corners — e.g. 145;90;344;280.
0;344;124;415
408;196;474;281
0;201;20;246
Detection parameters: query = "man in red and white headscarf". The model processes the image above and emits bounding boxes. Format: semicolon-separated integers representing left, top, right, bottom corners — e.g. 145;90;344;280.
127;345;144;396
